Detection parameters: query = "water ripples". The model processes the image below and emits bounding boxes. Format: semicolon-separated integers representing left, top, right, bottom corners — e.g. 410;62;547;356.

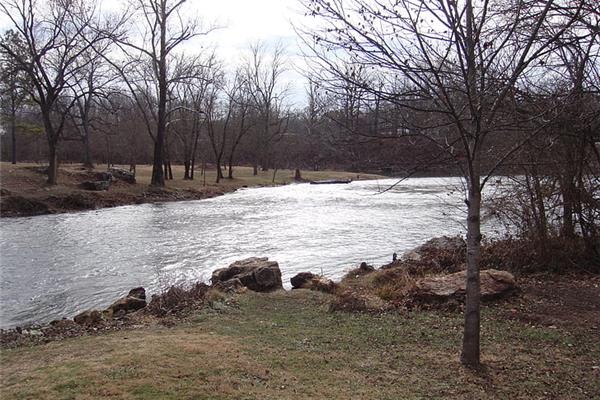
0;177;472;327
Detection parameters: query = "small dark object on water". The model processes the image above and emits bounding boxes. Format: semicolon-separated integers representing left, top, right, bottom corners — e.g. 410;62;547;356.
393;252;397;262
310;179;352;185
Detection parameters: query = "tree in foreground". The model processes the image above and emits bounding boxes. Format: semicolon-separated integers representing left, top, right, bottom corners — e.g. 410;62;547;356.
301;0;588;366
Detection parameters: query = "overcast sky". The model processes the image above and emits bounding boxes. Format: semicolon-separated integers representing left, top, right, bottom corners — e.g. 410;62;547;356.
192;0;308;105
0;0;311;106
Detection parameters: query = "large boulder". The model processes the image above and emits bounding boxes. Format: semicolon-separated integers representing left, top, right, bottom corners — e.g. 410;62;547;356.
414;269;516;301
109;168;136;184
105;287;147;317
212;257;283;292
290;272;337;293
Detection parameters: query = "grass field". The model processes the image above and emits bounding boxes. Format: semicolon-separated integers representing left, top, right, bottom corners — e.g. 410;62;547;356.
1;283;598;399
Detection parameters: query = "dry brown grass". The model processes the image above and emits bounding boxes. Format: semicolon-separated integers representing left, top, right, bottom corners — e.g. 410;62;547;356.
1;285;599;399
0;162;384;217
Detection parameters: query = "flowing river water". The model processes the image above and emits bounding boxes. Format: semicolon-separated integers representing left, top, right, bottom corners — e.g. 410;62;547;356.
0;177;496;328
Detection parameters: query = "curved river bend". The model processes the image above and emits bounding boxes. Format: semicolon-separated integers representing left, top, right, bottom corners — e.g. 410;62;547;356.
0;177;485;328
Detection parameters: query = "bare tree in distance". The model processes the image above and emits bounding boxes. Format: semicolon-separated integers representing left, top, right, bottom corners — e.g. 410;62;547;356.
67;51;120;169
108;0;216;187
169;53;218;180
244;42;290;175
0;30;30;165
300;0;588;367
0;0;118;184
226;70;256;179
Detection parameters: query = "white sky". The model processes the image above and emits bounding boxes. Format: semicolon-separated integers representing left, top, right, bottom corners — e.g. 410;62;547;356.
0;0;311;106
191;0;309;105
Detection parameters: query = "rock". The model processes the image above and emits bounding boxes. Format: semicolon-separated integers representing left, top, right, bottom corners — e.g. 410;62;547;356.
95;171;114;182
127;287;146;300
106;287;147;316
310;276;337;293
211;257;283;292
80;180;110;191
414;269;516;301
359;262;375;273
290;272;336;293
109;168;136;184
212;278;245;293
73;309;103;325
403;236;466;261
290;272;316;288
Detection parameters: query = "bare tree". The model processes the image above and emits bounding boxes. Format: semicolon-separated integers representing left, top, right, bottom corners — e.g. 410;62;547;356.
67;52;118;169
301;0;586;366
170;53;217;180
0;0;116;184
245;42;289;174
226;71;255;179
0;30;29;165
110;0;214;187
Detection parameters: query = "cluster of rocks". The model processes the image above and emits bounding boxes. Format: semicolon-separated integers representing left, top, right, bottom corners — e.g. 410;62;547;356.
290;272;337;293
211;257;283;292
73;287;147;325
80;168;136;191
2;239;518;347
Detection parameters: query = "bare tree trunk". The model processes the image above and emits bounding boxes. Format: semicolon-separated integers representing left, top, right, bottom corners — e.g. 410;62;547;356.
10;107;16;164
228;157;234;179
271;167;278;183
184;160;191;179
461;177;482;367
47;140;58;185
151;140;165;186
150;0;168;187
190;158;195;179
253;163;258;176
82;132;93;169
216;159;223;183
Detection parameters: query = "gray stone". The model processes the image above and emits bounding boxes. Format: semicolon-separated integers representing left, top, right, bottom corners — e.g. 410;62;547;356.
211;257;283;292
109;168;136;184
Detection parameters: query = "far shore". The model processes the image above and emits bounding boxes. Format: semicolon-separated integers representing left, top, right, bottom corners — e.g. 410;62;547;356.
0;163;385;218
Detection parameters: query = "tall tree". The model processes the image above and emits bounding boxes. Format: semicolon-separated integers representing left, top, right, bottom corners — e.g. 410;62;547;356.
0;0;115;183
302;0;586;366
0;30;29;165
245;42;289;174
110;0;213;187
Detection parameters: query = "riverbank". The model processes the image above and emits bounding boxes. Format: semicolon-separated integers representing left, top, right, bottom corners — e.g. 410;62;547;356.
1;274;598;399
0;163;384;217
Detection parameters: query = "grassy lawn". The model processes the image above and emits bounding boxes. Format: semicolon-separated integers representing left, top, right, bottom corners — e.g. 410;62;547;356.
1;289;598;399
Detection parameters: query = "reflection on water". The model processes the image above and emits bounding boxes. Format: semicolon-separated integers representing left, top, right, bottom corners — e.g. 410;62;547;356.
0;178;476;328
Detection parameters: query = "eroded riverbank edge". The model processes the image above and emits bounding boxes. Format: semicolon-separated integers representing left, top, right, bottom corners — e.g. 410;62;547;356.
2;236;598;352
0;163;384;218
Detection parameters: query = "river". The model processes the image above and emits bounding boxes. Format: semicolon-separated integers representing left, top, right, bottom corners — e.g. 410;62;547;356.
0;177;483;328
